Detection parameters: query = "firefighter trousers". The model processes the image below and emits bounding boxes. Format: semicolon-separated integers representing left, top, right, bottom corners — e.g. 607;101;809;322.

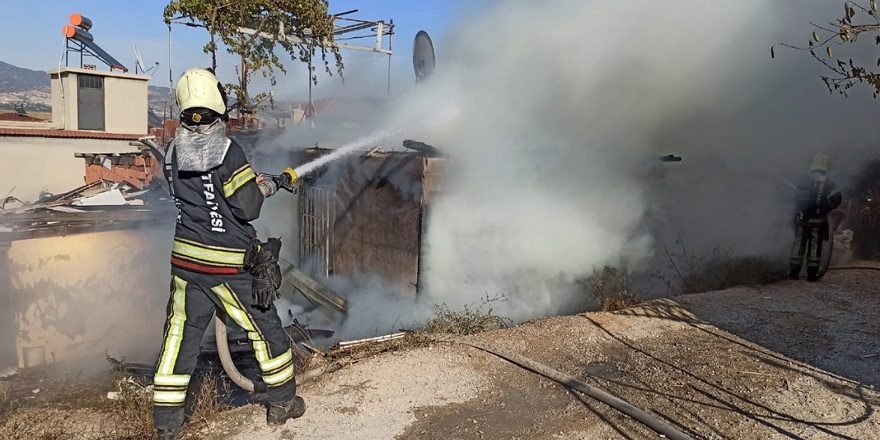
790;221;825;277
153;267;296;430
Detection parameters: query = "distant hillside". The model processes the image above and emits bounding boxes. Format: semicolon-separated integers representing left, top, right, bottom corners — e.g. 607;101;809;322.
0;61;50;93
0;60;174;114
0;60;310;120
0;61;50;112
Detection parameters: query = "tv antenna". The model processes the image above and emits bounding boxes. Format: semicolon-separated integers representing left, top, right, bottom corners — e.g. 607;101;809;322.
134;46;159;75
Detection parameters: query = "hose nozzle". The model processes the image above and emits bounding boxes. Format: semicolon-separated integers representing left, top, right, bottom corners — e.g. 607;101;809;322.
283;167;297;185
261;167;299;194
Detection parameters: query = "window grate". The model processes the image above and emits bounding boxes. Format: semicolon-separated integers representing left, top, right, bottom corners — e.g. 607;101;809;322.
78;74;104;89
299;185;335;278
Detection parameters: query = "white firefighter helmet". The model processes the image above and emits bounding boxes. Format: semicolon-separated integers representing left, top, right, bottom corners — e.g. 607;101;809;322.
175;68;227;116
810;153;830;173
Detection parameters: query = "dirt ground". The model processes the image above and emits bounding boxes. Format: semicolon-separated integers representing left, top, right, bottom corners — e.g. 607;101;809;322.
2;267;880;439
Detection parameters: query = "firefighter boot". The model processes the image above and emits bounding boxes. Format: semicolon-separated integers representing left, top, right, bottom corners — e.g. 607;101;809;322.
788;268;799;280
267;396;306;425
806;268;819;282
156;428;183;440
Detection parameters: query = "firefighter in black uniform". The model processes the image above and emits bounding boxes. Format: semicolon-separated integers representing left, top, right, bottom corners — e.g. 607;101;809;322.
789;153;843;282
153;68;303;440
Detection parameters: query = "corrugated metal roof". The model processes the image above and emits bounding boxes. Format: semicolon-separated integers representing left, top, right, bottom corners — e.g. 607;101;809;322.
0;127;142;141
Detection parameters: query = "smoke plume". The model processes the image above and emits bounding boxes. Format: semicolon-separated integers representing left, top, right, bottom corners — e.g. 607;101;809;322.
374;0;880;323
259;0;880;336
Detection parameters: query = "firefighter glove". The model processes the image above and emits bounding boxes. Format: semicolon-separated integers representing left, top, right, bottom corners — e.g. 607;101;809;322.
248;237;283;310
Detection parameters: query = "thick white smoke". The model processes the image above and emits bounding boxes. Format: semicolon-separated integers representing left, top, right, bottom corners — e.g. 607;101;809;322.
379;0;777;322
264;0;880;336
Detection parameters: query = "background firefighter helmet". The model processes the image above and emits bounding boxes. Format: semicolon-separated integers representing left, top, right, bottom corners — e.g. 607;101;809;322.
175;68;229;125
810;153;830;173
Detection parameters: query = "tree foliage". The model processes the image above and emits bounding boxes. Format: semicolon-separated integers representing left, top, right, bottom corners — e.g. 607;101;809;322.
164;0;344;110
773;0;880;98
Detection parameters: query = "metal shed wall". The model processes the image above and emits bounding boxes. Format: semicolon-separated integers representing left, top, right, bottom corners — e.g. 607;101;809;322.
294;150;445;296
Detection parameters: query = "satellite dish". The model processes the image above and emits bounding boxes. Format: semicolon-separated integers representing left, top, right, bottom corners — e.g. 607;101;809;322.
134;46;146;72
134;46;158;76
413;30;435;83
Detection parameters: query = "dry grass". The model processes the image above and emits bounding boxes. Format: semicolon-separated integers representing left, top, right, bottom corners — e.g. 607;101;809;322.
183;375;231;438
0;381;10;422
0;408;87;440
314;295;515;368
100;377;156;438
580;243;786;313
0;374;233;440
659;241;788;295
419;294;512;336
583;265;642;311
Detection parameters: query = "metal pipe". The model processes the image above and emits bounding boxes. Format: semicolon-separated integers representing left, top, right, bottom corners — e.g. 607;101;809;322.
324;189;330;275
387;19;393;97
332;9;359;18
375;21;383;52
337;332;407;348
237;27;393;55
168;24;173;118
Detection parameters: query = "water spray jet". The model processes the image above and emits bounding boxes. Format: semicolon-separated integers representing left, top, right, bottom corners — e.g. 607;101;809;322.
292;128;403;178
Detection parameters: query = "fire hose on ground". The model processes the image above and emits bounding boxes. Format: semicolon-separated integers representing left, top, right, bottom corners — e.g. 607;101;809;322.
431;335;696;440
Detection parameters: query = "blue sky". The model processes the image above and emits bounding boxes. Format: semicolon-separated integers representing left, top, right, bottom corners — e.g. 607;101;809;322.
1;1;488;100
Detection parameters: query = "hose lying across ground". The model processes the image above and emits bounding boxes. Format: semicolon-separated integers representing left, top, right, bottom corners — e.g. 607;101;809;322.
432;335;697;440
212;257;878;437
828;265;880;272
213;320;693;439
214;317;341;392
431;261;880;438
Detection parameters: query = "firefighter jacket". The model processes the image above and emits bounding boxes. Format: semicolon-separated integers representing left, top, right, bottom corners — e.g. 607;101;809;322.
794;174;842;221
164;124;264;275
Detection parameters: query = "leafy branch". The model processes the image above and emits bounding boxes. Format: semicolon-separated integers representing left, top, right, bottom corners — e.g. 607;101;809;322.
164;0;345;110
772;1;880;98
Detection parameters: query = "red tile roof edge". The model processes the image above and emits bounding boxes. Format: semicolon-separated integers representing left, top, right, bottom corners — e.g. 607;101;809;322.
0;127;143;141
0;113;46;122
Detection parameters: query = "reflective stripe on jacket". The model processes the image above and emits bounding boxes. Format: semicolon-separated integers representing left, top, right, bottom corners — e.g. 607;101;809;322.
164;136;264;274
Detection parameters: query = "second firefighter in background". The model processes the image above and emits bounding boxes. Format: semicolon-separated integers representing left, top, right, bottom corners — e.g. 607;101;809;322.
789;153;842;282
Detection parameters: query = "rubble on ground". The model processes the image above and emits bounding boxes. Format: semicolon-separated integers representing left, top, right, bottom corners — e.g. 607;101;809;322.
0;178;173;242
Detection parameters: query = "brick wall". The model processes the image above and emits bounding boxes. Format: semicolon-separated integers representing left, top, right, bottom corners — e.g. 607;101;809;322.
80;152;158;189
